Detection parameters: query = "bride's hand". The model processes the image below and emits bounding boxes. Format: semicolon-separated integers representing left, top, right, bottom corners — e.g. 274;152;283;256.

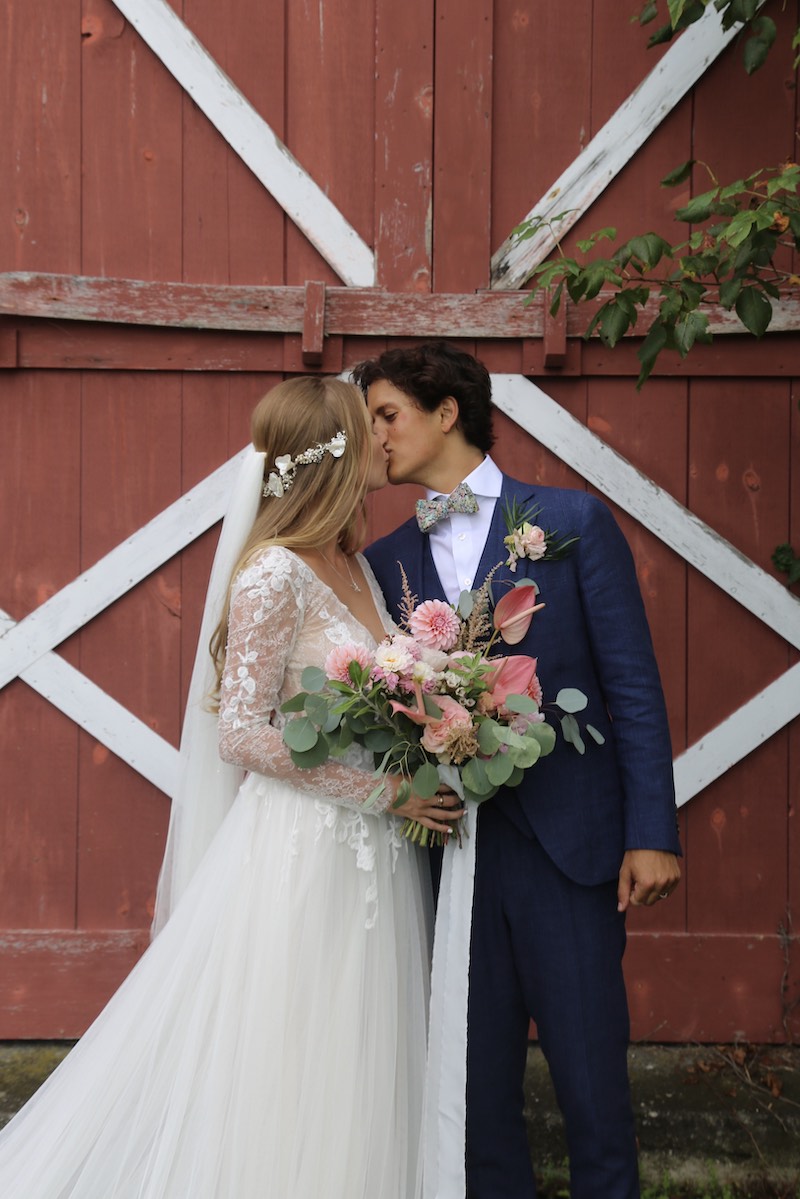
388;778;464;834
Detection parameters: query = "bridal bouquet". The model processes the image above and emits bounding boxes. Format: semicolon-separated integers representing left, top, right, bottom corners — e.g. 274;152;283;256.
281;568;600;845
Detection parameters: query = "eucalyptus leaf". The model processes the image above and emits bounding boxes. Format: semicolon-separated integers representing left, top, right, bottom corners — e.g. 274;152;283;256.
280;692;308;714
510;739;541;770
555;687;588;714
478;720;502;755
529;722;557;755
462;757;495;796
457;590;475;618
486;752;516;787
413;761;441;800
586;724;606;746
423;694;443;719
364;728;396;753
503;694;539;714
392;779;412;809
560;713;585;755
290;737;330;769
283;716;319;752
304;694;332;727
300;666;327;693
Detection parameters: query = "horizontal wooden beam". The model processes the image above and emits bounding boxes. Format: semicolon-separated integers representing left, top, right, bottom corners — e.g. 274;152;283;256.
2;317;799;376
2;273;800;344
1;930;794;1041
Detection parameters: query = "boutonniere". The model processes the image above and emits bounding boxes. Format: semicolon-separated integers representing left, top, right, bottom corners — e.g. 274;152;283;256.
502;499;579;573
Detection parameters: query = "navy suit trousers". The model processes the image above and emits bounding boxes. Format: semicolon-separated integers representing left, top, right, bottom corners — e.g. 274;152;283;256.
466;803;639;1199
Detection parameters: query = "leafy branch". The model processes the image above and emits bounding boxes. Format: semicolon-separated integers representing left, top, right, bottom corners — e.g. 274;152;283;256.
635;0;779;74
515;160;800;388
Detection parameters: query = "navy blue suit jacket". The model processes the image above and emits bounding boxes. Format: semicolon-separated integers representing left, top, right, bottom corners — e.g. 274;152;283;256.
365;476;681;885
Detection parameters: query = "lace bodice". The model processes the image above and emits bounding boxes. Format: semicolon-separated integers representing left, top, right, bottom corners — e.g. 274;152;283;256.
218;545;395;812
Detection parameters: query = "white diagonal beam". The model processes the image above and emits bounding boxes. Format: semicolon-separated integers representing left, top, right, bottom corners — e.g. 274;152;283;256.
672;662;800;806
490;1;766;289
111;0;375;287
1;610;179;796
0;451;247;691
490;374;800;805
491;375;800;650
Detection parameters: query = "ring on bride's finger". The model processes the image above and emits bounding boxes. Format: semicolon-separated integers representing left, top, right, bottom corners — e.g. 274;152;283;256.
437;795;444;806
659;891;669;899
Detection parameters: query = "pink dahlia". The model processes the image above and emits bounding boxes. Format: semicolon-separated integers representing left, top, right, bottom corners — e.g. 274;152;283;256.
408;599;461;652
325;641;373;684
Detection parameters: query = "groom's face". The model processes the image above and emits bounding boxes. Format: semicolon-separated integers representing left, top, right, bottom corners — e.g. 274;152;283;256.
367;379;446;487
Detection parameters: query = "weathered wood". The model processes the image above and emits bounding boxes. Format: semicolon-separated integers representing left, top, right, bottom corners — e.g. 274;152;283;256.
374;0;433;290
2;927;794;1042
3;274;800;340
0;452;246;692
433;0;494;290
110;0;375;286
490;1;766;289
302;281;326;365
0;931;150;1038
0;609;179;796
543;290;566;366
624;932;799;1043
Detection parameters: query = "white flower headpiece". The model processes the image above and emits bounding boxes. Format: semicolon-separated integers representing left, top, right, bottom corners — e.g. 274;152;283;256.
262;430;347;498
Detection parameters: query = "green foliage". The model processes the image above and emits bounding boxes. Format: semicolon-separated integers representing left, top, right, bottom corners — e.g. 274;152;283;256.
516;162;800;388
772;543;800;586
635;0;778;74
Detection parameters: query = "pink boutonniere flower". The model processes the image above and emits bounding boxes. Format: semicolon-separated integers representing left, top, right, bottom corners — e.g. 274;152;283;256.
502;499;579;573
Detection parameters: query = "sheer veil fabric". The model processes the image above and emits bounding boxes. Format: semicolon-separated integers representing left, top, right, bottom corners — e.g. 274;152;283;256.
0;448;432;1198
152;447;263;936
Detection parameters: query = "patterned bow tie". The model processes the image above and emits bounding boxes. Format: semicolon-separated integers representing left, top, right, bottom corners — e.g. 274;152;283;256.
415;482;479;532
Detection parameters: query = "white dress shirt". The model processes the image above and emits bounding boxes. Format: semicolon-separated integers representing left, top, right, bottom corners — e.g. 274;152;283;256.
426;456;504;605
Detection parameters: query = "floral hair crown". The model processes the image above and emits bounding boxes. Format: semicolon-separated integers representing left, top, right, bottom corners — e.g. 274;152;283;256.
262;430;347;498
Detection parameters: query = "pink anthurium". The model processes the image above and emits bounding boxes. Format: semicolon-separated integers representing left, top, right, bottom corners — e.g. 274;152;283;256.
484;655;539;706
389;681;435;725
493;585;546;646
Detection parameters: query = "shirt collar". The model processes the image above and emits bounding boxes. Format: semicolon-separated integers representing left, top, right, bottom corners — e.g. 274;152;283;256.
425;455;503;501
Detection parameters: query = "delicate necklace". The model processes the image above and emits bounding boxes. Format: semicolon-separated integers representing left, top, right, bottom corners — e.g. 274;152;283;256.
319;548;361;593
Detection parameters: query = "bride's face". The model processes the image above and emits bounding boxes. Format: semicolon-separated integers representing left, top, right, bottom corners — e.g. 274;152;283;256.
366;424;389;492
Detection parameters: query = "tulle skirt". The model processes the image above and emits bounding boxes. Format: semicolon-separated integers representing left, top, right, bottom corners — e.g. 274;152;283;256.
0;773;433;1198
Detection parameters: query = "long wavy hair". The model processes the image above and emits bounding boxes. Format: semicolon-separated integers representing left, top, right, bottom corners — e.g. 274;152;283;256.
209;376;372;699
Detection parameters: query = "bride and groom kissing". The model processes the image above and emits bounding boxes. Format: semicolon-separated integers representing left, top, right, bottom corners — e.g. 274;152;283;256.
0;340;680;1199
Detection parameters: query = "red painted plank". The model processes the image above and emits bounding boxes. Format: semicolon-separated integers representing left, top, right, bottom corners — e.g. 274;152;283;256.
284;0;375;285
432;0;494;291
301;280;326;364
490;0;592;252
373;0;433;291
81;2;182;280
686;380;792;938
76;374;183;931
0;372;82;930
0;931;149;1039
575;0;691;255
0;1;81;274
182;0;287;286
625;932;800;1044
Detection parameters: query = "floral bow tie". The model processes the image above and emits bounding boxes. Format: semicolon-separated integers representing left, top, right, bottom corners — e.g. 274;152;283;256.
415;482;479;532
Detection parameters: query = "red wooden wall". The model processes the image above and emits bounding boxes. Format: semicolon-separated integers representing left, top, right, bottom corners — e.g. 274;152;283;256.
0;0;798;1040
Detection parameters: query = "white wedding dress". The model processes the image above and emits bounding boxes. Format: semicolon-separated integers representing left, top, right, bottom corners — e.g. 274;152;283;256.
0;547;432;1198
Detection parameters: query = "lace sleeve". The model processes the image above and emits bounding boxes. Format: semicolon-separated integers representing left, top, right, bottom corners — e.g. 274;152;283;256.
217;548;393;813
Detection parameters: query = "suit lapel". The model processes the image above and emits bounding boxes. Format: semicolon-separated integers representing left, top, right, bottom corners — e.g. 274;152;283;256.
474;476;540;598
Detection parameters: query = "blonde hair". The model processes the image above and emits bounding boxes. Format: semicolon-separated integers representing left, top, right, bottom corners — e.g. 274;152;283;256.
209;376;372;697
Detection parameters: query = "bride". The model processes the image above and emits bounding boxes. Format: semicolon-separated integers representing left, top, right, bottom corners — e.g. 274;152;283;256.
0;377;461;1198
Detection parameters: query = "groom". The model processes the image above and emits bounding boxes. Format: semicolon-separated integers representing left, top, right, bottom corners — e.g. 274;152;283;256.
353;342;681;1199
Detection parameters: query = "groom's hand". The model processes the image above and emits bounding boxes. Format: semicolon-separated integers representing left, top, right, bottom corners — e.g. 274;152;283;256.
617;849;681;912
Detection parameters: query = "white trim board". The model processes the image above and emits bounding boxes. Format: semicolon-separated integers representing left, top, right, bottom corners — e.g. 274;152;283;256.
110;0;375;287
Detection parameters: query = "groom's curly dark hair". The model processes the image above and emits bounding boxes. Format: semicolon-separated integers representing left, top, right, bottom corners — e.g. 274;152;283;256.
350;340;495;454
